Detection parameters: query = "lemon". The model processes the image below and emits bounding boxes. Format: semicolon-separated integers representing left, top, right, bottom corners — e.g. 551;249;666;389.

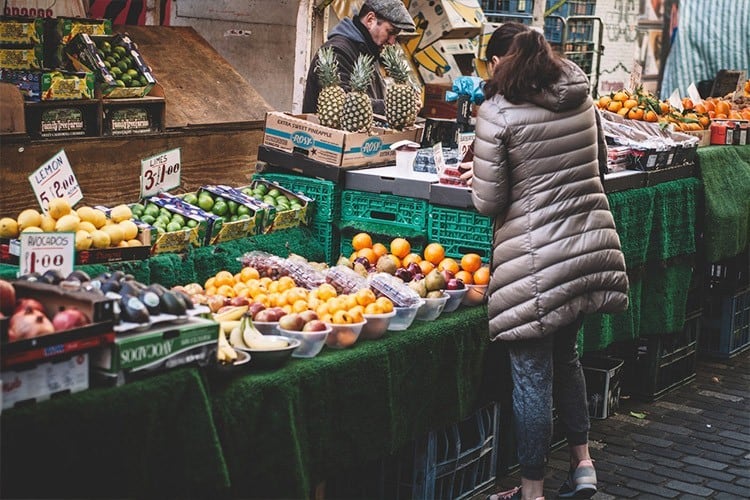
40;215;56;232
110;204;132;223
76;206;97;224
17;209;42;231
75;230;93;251
55;214;80;232
91;229;111;249
102;224;124;246
78;221;97;233
21;226;43;233
118;240;130;248
127;239;143;246
0;217;19;238
91;209;107;229
118;220;138;240
47;197;71;220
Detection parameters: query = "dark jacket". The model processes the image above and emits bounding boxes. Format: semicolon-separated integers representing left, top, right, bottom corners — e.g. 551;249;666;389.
302;17;386;116
471;60;629;341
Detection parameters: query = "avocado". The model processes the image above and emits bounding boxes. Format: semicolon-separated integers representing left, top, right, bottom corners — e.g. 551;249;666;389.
41;269;66;285
138;290;161;315
147;283;169;297
100;279;122;294
160;291;186;316
66;270;91;283
120;296;150;324
173;289;194;310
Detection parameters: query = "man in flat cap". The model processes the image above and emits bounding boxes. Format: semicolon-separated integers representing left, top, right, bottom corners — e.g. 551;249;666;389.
302;0;416;117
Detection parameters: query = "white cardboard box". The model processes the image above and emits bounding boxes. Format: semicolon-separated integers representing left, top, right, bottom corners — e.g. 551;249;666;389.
2;353;89;410
414;38;478;85
408;0;485;50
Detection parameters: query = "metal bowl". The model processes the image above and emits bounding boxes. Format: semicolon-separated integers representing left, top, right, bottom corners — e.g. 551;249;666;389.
237;335;301;369
211;349;252;377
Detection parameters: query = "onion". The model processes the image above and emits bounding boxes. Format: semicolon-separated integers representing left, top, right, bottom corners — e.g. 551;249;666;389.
52;308;90;332
0;279;15;315
8;307;54;341
14;297;45;315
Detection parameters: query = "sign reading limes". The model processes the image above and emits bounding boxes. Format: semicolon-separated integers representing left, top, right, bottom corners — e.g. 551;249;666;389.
141;148;181;198
29;149;83;213
19;231;75;278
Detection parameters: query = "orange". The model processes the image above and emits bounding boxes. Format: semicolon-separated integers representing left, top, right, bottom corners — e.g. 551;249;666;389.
204;276;217;291
375;296;394;313
350;251;358;263
352;232;373;251
216;284;236;298
659;101;670;114
704;100;716;113
473;267;490;285
627;107;644;120
401;253;423;267
355;288;377;306
617;107;629;117
418;260;435;275
597;95;611;108
372;242;388;259
715;100;730;117
240;266;260;282
387;254;402;268
357;247;377;265
460;253;483;273
455;270;474;285
623;99;638;110
437;257;460;274
682;98;694;110
214;270;235;287
644;110;658;122
607;100;623;113
423;242;445;265
390;237;411;259
613;91;629;102
694;103;707;114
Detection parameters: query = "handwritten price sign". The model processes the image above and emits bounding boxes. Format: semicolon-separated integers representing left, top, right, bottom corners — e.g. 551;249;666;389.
141;148;181;197
28;150;83;212
20;232;75;278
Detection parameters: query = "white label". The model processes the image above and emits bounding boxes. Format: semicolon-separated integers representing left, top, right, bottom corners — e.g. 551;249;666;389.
140;148;181;198
432;142;446;175
627;61;642;93
19;232;75;278
687;83;702;105
668;89;683;112
28;150;82;213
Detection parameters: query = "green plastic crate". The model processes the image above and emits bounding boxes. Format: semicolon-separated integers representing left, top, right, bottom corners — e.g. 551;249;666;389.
340;190;429;232
254;173;341;222
310;218;341;266
428;205;493;261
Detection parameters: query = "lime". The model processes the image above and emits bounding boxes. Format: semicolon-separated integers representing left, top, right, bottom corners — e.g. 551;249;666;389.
170;214;186;226
100;41;112;54
115;80;126;87
254;184;268;196
144;203;159;217
186;219;198;228
241;188;252;196
237;205;251;216
152;221;166;231
97;49;105;58
120;73;132;84
166;221;183;232
212;200;228;216
267;188;281;198
229;215;238;222
113;45;127;57
128;79;140;88
117;60;129;72
159;208;172;218
131;202;145;213
198;195;214;211
110;66;122;77
227;200;239;215
238;214;251;221
156;215;171;226
105;56;117;66
263;196;276;206
183;193;198;205
126;68;139;78
139;75;149;86
140;214;156;225
103;60;112;70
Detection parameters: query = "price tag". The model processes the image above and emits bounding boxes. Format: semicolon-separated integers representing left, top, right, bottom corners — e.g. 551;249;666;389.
28;150;82;213
668;89;683;112
687;83;703;105
432;142;446;175
19;232;75;278
141;148;181;197
626;61;642;93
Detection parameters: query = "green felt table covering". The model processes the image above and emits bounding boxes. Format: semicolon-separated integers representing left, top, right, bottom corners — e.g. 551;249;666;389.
0;367;230;499
208;306;489;498
696;145;750;262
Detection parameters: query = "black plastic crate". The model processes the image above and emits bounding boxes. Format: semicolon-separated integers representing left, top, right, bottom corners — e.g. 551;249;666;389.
581;357;624;419
700;288;750;359
706;249;750;294
383;403;499;500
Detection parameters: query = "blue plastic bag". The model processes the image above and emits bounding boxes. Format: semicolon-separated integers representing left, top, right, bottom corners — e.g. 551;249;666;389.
445;76;485;105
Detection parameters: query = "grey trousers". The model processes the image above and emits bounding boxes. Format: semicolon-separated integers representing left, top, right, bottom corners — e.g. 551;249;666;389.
507;316;590;480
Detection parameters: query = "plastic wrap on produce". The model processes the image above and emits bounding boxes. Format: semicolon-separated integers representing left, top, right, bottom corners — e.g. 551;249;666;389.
599;109;699;148
238;250;288;279
368;272;422;307
326;266;369;295
277;258;326;289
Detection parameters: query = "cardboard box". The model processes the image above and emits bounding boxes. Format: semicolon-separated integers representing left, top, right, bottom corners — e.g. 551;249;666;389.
102;93;165;135
0;44;42;69
429;182;475;208
421;83;475;121
413;38;478;85
407;0;485;50
582;357;624;419
91;316;218;382
344;165;437;200
263;112;424;168
52;16;112;45
239;179;312;232
2;352;89;410
23;99;101;139
0;68;95;101
0;16;44;45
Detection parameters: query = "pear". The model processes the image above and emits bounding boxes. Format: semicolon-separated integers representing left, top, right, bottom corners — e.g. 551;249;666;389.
408;278;428;298
425;269;446;292
336;255;353;268
376;255;398;275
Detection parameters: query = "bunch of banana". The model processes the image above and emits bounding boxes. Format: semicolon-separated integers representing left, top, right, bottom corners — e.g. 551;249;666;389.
217;330;238;363
228;315;288;350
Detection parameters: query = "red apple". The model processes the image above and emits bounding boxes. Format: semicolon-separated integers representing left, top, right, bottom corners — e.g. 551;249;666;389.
299;310;318;323
279;313;305;331
302;319;329;332
229;296;250;307
406;262;421;276
247;301;266;318
253;309;277;323
440;269;455;283
446;278;465;290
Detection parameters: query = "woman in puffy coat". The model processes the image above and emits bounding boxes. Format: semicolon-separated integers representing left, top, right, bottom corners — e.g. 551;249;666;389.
472;25;629;500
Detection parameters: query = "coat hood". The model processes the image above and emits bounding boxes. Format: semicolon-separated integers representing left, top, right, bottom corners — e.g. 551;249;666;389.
529;59;590;112
329;17;365;44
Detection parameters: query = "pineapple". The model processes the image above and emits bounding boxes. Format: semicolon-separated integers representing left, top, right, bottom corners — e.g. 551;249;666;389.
340;54;374;133
382;45;418;130
315;46;345;129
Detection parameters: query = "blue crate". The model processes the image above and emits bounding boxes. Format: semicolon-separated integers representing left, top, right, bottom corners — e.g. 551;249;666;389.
544;16;564;43
567;18;595;42
546;0;596;17
700;288;750;359
482;0;533;15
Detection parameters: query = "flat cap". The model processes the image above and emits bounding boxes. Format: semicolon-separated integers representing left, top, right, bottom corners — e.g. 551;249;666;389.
364;0;416;32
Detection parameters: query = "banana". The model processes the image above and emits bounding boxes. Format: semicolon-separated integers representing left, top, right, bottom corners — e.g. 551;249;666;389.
241;316;288;350
216;330;238;363
213;305;249;323
220;320;242;334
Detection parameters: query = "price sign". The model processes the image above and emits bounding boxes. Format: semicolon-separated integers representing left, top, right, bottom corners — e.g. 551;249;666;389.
626;61;642;93
432;142;446;175
28;150;82;212
141;148;181;197
19;232;75;278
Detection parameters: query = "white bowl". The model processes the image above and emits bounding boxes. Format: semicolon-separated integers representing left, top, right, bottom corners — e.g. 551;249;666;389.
237;335;301;369
360;311;397;340
278;326;331;358
324;320;366;349
388;300;425;331
462;284;488;306
443;287;468;313
252;320;279;335
416;293;449;321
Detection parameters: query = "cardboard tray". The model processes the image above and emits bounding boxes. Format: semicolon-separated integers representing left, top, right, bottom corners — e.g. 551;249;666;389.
429;182;475;209
257;144;367;183
1;281;116;369
343;165;438;200
602;170;647;193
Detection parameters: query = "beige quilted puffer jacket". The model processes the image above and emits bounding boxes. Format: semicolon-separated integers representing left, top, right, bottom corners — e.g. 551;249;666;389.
471;60;629;341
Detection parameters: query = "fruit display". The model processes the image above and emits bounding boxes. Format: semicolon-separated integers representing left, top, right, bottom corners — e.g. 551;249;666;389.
314;46;346;129
0;197;146;251
382;44;419;131
341;53;375;133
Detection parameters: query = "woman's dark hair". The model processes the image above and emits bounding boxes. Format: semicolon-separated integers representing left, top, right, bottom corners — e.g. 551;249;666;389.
485;22;529;61
484;29;564;104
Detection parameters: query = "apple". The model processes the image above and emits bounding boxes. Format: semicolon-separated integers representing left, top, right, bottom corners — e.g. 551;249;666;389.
302;319;329;332
394;268;413;283
268;307;286;321
299;310;318;323
229;296;250;307
253;309;278;323
440;269;455;283
247;301;266;318
279;313;305;331
354;256;371;269
446;278;466;290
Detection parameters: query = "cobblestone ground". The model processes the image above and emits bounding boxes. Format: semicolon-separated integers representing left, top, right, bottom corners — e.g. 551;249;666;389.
488;350;750;499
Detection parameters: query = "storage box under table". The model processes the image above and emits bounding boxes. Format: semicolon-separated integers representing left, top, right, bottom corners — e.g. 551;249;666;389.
2;352;89;410
581;356;624;419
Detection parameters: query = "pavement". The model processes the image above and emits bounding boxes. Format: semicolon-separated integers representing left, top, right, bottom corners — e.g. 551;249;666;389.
486;349;750;499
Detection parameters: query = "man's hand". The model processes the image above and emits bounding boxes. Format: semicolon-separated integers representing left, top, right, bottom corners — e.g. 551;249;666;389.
459;162;473;187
